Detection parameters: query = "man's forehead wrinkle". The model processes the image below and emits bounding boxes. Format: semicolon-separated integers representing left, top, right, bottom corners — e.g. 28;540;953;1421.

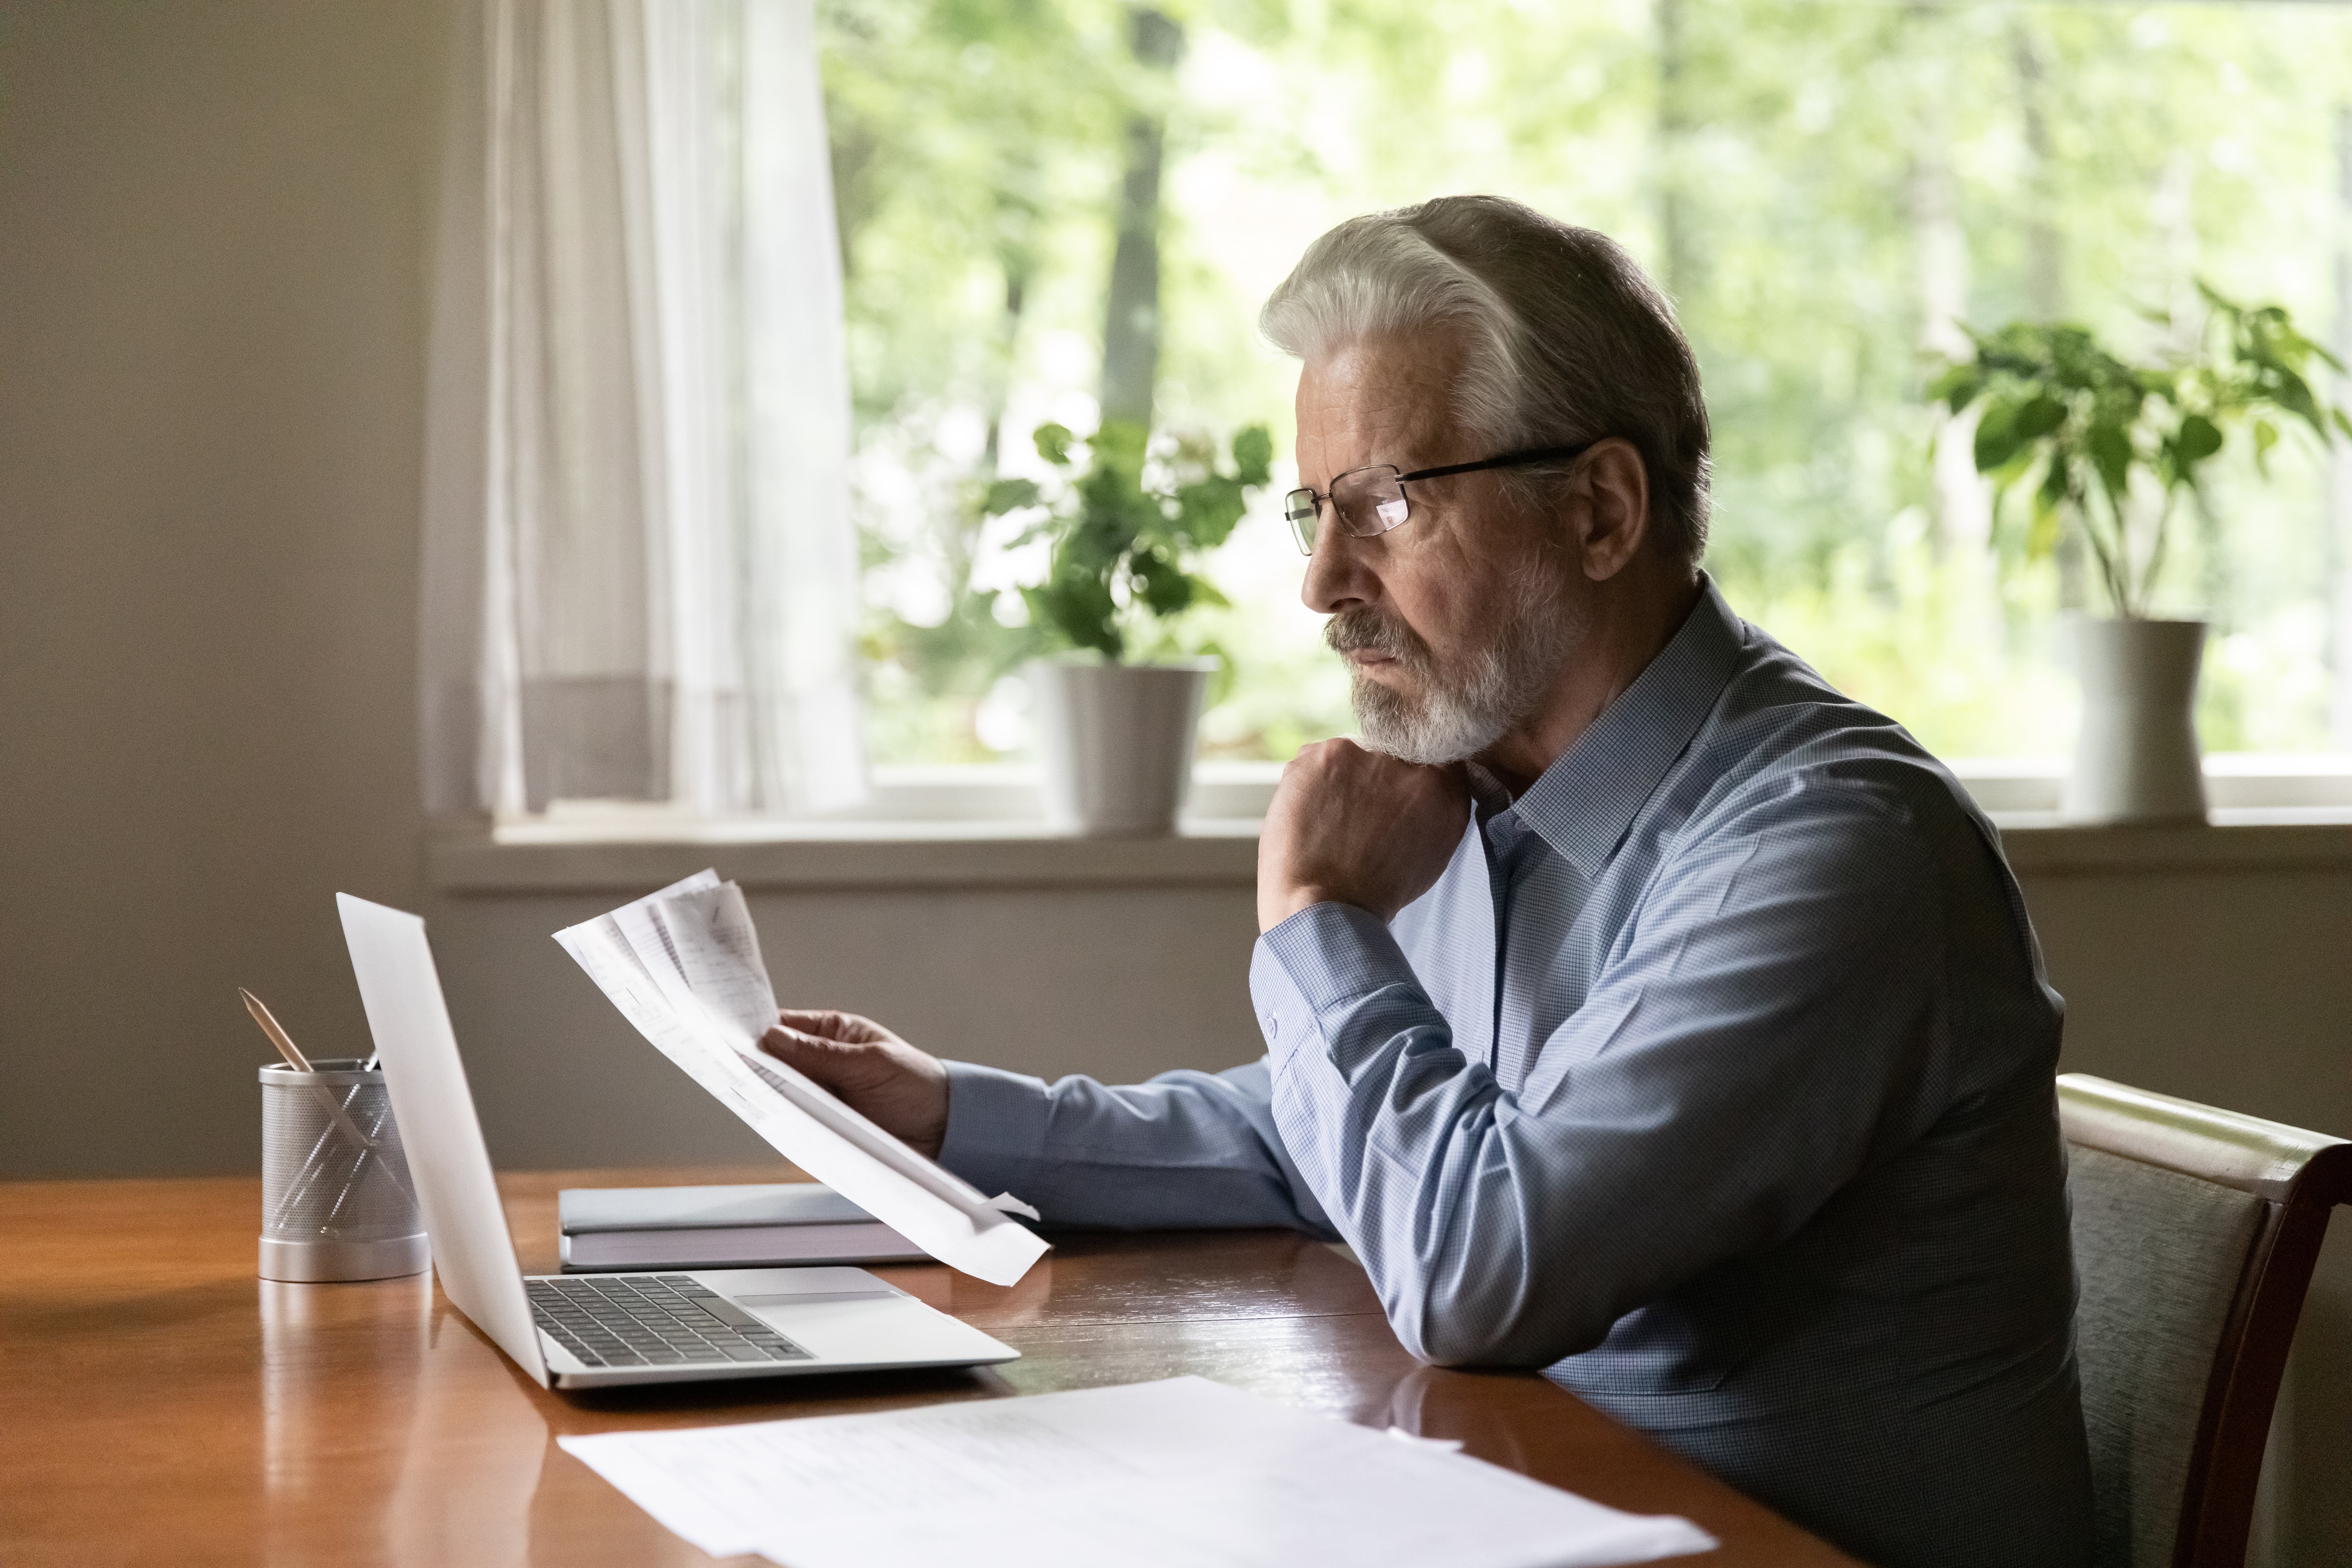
1300;347;1464;486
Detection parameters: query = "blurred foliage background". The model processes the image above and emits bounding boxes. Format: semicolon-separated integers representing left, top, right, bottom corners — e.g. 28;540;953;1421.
819;0;2352;765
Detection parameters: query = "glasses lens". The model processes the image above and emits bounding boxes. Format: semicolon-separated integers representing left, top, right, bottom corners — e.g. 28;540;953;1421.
1284;488;1320;554
1333;468;1408;537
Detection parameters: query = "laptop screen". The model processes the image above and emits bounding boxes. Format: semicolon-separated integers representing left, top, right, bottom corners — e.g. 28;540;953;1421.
337;893;549;1386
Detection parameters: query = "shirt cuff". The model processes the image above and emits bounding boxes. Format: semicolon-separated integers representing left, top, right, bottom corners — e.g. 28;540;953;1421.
1259;901;1419;1013
936;1059;1053;1197
1250;902;1422;1070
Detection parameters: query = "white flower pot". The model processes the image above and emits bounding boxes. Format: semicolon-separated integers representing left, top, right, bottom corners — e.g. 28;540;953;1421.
1028;657;1216;837
2062;617;2209;826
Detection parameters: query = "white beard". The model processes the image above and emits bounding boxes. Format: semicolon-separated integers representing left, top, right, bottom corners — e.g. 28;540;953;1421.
1338;554;1580;766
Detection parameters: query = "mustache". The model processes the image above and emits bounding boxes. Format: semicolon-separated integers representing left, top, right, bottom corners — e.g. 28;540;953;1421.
1324;606;1432;667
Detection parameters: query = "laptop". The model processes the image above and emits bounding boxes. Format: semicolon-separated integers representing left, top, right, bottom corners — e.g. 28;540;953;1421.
335;892;1021;1390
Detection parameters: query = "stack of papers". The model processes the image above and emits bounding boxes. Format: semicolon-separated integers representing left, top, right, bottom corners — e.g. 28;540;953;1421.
554;872;1048;1287
559;1376;1718;1568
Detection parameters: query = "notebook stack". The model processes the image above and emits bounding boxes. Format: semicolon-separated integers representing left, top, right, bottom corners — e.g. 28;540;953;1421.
558;1183;930;1273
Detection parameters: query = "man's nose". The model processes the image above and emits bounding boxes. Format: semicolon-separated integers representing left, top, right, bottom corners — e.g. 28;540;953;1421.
1301;518;1380;615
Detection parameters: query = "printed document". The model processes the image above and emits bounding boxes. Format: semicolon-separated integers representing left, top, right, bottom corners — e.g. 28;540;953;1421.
559;1376;1717;1568
554;873;1047;1287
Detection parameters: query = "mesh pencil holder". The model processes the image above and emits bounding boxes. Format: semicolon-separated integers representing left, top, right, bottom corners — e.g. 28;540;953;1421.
259;1060;429;1282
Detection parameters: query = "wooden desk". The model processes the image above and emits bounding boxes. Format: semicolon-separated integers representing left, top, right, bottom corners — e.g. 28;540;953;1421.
2;1169;1860;1567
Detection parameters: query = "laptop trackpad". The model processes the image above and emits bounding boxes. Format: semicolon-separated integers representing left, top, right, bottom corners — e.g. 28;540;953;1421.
692;1266;998;1364
735;1290;898;1308
696;1266;904;1334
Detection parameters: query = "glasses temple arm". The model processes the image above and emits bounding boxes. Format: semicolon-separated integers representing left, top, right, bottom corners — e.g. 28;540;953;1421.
1397;441;1597;484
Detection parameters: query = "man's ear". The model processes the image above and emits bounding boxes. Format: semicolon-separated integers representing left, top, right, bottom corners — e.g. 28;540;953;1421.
1572;438;1651;581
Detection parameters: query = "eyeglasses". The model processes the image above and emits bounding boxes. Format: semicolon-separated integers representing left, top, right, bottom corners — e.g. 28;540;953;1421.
1283;441;1602;555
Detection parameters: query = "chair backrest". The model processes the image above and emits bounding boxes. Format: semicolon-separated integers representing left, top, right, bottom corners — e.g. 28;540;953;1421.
2059;1073;2350;1568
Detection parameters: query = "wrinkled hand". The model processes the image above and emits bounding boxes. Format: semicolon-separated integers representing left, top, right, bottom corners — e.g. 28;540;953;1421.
1258;739;1470;932
758;1009;950;1158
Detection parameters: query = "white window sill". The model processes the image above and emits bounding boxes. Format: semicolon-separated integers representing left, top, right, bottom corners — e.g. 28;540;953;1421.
429;816;1265;892
1993;813;2352;875
429;757;2352;892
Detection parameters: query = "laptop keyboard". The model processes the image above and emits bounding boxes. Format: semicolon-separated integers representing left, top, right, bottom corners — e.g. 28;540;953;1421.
526;1274;814;1369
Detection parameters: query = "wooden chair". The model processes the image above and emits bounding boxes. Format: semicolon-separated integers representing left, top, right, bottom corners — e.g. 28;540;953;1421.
2059;1072;2352;1568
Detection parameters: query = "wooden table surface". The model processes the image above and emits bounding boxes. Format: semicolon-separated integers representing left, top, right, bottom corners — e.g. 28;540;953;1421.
1;1168;1860;1568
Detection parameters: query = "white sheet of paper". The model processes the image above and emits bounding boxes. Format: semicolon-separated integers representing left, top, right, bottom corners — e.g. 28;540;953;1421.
553;875;1048;1287
648;883;778;1041
558;1377;1718;1568
595;879;1041;1228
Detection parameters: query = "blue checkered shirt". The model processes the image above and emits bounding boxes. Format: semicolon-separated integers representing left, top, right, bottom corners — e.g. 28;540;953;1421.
941;580;2092;1568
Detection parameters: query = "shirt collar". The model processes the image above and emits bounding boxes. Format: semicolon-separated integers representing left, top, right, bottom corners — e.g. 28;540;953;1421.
1507;576;1748;878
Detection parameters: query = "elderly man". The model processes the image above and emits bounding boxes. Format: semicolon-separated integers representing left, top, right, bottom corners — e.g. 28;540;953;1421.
764;195;2092;1567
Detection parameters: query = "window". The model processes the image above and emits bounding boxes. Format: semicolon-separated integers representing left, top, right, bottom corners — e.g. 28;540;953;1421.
422;0;867;821
833;0;2352;773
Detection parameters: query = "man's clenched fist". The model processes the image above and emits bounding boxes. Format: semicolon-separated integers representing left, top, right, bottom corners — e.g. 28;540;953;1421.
1257;739;1470;932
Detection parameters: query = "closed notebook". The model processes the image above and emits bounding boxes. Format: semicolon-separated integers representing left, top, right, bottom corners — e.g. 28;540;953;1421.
558;1183;929;1272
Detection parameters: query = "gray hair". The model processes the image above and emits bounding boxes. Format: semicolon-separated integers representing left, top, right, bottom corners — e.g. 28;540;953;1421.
1259;195;1711;572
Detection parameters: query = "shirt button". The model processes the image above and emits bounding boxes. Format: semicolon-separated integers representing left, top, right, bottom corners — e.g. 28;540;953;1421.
1262;1013;1281;1041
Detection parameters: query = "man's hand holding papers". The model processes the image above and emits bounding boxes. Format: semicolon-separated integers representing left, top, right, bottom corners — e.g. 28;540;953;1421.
554;873;1043;1287
758;1010;948;1158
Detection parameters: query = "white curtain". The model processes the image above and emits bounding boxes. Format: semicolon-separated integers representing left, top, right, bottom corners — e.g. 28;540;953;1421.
420;0;866;818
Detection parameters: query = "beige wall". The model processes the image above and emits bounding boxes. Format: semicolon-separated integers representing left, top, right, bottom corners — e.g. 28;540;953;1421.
2;1;440;1178
4;3;2347;1560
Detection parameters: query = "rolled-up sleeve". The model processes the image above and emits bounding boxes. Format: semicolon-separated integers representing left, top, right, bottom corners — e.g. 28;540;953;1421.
1254;791;1948;1367
936;1057;1336;1235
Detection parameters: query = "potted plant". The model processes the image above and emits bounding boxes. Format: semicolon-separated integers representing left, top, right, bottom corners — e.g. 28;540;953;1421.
982;419;1274;836
1931;285;2350;824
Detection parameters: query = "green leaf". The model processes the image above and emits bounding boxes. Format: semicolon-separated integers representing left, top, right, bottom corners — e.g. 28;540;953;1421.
2014;393;2067;440
1973;399;2024;472
1089;420;1149;473
2175;412;2223;465
1032;422;1076;467
2333;408;2352;443
1073;457;1156;554
1987;448;2037;489
2275;373;2326;437
2086;418;2134;502
1129;548;1196;617
2046;326;2107;391
1025;577;1120;661
981;477;1042;515
1928;364;1983;415
1173;475;1247;549
1230;423;1274;488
